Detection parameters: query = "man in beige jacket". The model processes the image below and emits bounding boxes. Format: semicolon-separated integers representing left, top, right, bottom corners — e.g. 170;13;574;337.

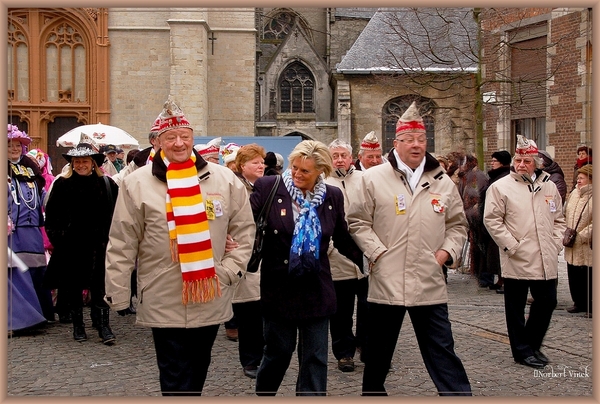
104;96;255;395
325;139;367;373
348;102;471;396
484;135;566;369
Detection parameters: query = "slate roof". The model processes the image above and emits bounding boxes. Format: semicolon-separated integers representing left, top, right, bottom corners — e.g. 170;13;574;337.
336;7;479;74
334;8;377;19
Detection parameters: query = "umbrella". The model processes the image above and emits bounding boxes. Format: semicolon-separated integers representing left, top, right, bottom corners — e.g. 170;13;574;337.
56;123;139;148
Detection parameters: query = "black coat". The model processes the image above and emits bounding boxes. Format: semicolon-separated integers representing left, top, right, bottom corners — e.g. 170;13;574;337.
250;175;363;321
44;172;118;290
478;165;510;276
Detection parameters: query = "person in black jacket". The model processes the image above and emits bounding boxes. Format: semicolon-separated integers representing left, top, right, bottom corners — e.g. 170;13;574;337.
478;150;511;293
44;138;119;344
263;151;281;176
538;150;568;205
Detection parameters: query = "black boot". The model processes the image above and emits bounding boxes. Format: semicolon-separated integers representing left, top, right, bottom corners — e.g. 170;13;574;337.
98;308;116;345
72;307;87;342
91;306;101;330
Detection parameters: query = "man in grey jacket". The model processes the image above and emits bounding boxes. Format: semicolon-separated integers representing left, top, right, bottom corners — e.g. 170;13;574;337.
484;135;566;369
348;102;471;396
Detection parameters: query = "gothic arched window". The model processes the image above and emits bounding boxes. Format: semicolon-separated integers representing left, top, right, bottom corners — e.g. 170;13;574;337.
8;20;29;101
45;22;87;102
279;62;314;113
263;11;295;40
382;96;436;153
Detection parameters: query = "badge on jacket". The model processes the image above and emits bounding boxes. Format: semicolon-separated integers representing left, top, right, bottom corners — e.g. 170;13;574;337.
546;196;557;213
431;195;446;213
395;194;406;215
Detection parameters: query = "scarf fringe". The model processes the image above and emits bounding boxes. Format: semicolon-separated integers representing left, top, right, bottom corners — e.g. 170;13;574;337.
170;238;179;262
182;276;222;304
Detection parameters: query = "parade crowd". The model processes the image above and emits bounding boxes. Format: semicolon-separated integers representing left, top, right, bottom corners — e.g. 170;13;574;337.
7;97;592;396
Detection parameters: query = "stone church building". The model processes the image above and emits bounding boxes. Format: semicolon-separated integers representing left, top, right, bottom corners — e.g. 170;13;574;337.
7;7;592;173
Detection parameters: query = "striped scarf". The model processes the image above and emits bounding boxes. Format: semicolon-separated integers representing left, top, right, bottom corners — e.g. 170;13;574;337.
162;150;220;305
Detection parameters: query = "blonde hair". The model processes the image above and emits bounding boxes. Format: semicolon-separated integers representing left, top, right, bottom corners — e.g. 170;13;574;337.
235;143;266;172
63;158;104;178
288;140;333;178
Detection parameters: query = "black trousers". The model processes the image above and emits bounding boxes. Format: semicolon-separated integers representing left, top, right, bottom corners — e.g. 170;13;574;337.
503;278;557;360
232;300;264;368
151;325;219;396
362;303;471;396
329;277;368;360
567;264;593;312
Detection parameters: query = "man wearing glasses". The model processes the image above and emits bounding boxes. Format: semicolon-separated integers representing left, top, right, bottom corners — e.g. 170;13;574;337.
348;101;471;396
484;135;566;369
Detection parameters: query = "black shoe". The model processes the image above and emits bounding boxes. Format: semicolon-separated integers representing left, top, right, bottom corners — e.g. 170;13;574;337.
489;283;502;290
566;306;585;313
496;287;504;294
243;366;258;379
73;325;87;342
516;356;545;369
533;350;549;365
338;357;355;372
98;308;116;345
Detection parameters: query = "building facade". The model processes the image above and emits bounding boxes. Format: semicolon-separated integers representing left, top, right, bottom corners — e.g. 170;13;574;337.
480;7;592;173
7;7;591;174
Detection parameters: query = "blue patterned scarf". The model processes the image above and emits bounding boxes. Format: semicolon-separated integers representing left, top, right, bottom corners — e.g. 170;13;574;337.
282;168;326;277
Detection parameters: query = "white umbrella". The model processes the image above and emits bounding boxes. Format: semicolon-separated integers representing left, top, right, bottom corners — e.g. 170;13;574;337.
56;123;139;148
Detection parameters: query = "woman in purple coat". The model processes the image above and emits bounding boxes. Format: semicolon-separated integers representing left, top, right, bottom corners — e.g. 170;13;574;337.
7;124;54;332
251;140;363;396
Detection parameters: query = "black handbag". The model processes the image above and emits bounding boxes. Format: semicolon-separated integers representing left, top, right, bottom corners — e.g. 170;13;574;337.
562;227;577;248
562;196;590;248
247;175;281;273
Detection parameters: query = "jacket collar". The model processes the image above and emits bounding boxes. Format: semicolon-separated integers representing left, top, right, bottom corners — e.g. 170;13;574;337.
510;168;548;185
487;165;510;182
386;149;442;174
332;165;355;178
152;149;208;183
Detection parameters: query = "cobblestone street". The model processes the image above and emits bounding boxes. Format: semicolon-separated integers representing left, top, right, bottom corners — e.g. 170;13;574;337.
7;252;593;397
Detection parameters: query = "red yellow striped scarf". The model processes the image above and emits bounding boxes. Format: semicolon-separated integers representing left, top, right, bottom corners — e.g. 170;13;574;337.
162;150;220;304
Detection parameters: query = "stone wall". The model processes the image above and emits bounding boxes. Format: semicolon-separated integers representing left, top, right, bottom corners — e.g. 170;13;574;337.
108;8;256;148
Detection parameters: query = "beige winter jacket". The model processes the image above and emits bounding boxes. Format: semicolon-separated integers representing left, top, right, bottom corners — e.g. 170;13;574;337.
324;167;365;281
484;170;566;280
347;152;467;306
104;160;255;328
564;184;592;267
231;173;260;304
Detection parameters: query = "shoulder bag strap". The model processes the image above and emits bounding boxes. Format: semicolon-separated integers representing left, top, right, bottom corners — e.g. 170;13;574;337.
256;175;281;228
573;196;591;230
103;175;113;206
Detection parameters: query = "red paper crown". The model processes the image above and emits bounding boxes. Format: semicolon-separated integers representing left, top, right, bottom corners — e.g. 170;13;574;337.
395;102;426;136
156;96;192;136
360;131;382;150
515;135;538;156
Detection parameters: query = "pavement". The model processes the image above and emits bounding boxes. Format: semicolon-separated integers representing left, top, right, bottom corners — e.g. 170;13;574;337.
6;251;593;397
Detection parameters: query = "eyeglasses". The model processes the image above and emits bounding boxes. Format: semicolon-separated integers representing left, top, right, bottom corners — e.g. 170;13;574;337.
162;134;193;144
396;136;426;145
514;158;535;165
491;159;499;163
